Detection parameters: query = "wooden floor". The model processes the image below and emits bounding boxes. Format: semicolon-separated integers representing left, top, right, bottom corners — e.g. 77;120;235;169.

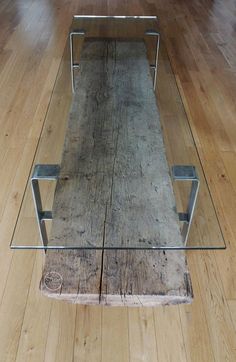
0;0;236;361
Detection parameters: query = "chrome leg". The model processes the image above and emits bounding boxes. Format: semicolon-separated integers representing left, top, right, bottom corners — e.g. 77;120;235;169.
172;165;200;246
31;164;60;248
145;31;160;91
153;33;160;91
69;30;85;93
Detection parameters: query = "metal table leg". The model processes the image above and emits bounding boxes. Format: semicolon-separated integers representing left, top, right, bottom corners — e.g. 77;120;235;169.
145;30;160;91
70;30;85;93
31;164;60;248
172;165;200;246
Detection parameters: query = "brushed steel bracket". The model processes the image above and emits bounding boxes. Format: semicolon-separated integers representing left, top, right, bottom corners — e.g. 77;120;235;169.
69;30;86;93
172;165;200;245
31;164;60;247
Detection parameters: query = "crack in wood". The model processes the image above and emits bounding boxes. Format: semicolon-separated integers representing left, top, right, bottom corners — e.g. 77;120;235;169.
41;39;193;306
99;203;108;303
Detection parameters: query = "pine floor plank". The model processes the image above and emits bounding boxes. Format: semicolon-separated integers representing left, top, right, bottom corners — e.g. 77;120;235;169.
192;252;236;361
15;253;51;362
128;308;158;362
73;306;102;361
178;253;215;362
227;300;236;332
154;306;187;362
101;308;129;362
0;250;36;360
43;302;76;362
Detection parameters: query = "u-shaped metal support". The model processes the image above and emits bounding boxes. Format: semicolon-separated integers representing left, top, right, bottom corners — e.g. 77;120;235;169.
145;30;160;91
172;165;200;246
31;164;60;248
70;28;159;93
70;30;86;93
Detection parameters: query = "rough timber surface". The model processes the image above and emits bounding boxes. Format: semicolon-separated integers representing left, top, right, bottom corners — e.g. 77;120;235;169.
41;39;193;306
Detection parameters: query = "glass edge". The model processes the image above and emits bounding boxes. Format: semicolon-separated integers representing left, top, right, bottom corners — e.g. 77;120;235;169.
10;244;227;251
9;17;227;252
161;43;227;250
73;15;158;19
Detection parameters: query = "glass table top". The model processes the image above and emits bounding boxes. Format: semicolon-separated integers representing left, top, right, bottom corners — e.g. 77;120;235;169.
71;16;159;37
10;16;226;250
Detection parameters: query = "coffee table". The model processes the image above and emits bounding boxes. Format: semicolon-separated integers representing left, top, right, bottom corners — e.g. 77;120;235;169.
10;16;226;305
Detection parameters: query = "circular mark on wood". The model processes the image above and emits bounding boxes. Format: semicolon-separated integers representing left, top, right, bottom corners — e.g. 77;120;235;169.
44;272;63;291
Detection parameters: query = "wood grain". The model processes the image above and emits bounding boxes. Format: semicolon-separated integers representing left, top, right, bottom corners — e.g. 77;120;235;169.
41;39;192;305
51;39;182;249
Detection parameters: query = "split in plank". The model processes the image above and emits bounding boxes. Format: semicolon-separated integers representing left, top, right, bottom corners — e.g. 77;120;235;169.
41;39;193;306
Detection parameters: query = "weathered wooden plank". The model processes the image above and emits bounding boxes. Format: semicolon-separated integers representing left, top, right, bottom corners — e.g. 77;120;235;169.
41;39;192;305
101;250;192;306
50;175;110;248
41;250;102;304
51;39;182;249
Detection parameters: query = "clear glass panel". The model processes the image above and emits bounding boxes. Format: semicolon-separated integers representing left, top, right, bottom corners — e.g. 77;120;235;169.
11;16;226;250
71;16;159;38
